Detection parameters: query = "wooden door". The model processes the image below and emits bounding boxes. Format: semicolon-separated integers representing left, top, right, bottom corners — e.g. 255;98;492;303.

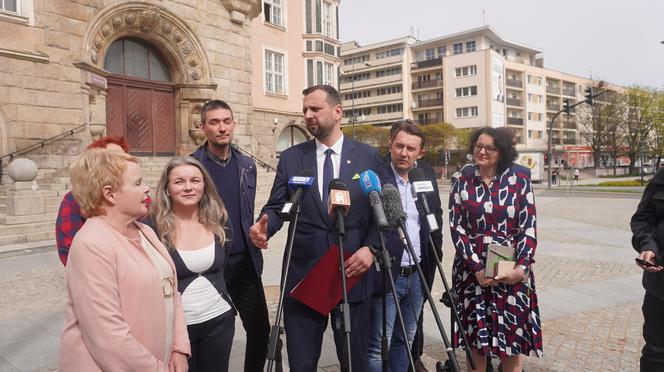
106;75;176;155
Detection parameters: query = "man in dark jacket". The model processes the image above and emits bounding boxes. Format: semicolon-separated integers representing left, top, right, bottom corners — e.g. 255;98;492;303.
631;169;664;372
192;99;269;372
367;120;443;372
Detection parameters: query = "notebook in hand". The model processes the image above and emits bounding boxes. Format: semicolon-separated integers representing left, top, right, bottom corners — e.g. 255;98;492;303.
289;244;362;315
485;243;515;277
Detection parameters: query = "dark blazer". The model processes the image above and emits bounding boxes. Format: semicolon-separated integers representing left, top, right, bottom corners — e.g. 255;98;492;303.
260;137;381;302
631;169;664;300
191;144;264;276
372;157;443;295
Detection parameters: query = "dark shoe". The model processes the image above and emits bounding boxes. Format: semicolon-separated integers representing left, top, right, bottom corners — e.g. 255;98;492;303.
414;358;429;372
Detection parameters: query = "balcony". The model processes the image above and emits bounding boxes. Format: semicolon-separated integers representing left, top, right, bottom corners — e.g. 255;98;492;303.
507;117;524;125
506;79;523;88
416;98;444;108
547;104;560;112
562;121;577;129
411;57;442;70
546;86;560;95
506;98;522;107
415;118;444;125
562;89;576;97
563;138;577;145
412;79;443;90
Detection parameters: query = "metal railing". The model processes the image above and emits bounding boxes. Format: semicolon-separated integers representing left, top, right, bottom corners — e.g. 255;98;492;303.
416;98;444;108
412;79;443;89
231;143;277;172
546;86;560;94
506;98;522;106
507;117;524;125
506;79;523;88
0;124;87;177
411;57;442;70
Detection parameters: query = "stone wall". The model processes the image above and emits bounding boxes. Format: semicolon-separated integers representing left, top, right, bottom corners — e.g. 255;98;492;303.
0;0;260;179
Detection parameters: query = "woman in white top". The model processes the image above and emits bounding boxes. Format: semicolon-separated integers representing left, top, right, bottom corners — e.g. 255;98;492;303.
151;156;236;372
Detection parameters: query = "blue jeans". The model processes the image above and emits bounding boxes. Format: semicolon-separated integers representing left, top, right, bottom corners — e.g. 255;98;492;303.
368;272;424;372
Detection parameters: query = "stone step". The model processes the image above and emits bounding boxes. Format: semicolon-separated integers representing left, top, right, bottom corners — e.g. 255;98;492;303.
0;239;56;259
0;212;56;225
0;230;54;246
0;220;54;235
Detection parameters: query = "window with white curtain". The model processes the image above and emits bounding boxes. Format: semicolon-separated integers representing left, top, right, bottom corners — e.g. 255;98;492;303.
322;1;333;38
263;0;283;26
265;49;285;94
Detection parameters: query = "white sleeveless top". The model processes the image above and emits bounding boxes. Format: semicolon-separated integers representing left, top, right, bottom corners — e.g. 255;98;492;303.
177;240;232;325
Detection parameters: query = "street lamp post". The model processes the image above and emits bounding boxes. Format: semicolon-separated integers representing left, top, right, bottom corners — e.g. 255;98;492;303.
351;62;356;139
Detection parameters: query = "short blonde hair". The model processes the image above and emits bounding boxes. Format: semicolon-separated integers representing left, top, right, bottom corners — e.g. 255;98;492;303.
69;148;138;218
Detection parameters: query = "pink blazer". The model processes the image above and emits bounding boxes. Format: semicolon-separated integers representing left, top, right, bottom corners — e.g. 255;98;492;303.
60;217;190;372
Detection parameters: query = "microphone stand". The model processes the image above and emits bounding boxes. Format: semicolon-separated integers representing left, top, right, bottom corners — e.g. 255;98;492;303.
415;198;476;371
394;217;461;372
333;207;353;372
371;229;416;372
266;203;302;372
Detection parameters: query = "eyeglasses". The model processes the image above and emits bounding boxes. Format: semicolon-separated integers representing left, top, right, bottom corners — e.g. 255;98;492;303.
474;144;497;154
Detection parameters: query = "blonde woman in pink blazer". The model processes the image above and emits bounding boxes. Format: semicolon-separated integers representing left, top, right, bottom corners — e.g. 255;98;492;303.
60;148;190;372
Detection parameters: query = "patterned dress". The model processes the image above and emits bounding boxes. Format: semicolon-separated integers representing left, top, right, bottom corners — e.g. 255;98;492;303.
449;165;543;358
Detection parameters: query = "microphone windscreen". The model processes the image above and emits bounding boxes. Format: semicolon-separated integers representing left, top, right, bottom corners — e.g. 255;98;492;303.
328;178;348;192
359;170;382;195
380;184;406;228
407;167;425;183
288;169;315;188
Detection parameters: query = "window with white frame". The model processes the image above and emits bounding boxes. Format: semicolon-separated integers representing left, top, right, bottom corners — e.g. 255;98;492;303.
323;62;334;86
455;106;478;118
265;49;285;94
453;43;463;55
466;41;476;52
263;0;283;27
455;86;477;98
527;112;543;121
322;1;333;38
0;0;18;13
454;65;477;77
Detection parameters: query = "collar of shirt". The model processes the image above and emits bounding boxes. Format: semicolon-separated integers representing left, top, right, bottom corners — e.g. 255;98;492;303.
315;135;344;197
204;144;232;166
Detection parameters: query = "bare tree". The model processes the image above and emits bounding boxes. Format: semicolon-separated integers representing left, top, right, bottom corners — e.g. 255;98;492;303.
602;91;628;175
578;86;610;171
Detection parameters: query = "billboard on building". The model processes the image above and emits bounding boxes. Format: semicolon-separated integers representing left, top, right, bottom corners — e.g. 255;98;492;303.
491;55;504;102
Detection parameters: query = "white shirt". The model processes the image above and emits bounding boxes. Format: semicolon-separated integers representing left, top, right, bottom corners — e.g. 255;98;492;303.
390;163;422;267
177;241;232;325
315;135;344;201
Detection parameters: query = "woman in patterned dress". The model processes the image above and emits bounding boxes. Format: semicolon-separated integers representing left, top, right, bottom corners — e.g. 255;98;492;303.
449;127;542;372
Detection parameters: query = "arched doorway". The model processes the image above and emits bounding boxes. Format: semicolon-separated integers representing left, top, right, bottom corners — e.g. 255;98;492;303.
276;125;308;153
104;38;175;155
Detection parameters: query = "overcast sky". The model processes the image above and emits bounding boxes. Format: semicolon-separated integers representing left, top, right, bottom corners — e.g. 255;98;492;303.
339;0;664;88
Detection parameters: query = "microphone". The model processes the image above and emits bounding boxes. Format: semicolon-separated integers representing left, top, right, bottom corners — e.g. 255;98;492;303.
407;168;439;231
281;169;315;218
328;179;350;235
327;179;351;217
358;170;389;229
380;184;409;248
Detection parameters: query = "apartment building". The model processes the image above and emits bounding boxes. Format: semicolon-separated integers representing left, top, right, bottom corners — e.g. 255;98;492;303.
340;26;613;175
250;0;341;160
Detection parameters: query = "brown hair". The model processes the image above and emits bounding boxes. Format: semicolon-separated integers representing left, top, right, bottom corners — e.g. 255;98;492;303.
302;84;341;106
389;119;426;148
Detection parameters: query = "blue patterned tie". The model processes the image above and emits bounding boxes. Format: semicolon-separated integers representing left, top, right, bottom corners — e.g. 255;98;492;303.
322;148;334;207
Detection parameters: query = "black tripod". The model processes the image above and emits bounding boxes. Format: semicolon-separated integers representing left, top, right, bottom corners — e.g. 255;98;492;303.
265;204;302;372
331;203;353;372
371;229;416;372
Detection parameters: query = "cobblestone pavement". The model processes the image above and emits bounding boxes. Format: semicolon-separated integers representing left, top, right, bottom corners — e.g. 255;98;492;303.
0;191;648;371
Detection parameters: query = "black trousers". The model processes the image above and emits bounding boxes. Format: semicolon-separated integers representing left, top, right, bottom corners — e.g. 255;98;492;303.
225;252;271;372
283;297;372;372
187;312;235;372
641;292;664;371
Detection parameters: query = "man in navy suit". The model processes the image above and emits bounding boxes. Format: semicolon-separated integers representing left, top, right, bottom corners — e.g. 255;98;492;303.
250;85;381;371
367;120;443;372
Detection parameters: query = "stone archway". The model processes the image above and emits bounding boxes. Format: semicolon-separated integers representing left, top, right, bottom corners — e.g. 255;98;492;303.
77;2;217;154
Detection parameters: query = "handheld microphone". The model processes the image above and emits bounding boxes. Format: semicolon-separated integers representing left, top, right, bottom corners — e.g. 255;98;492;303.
380;184;410;248
407;168;439;231
327;179;351;217
359;170;389;229
281;169;315;218
328;179;350;235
